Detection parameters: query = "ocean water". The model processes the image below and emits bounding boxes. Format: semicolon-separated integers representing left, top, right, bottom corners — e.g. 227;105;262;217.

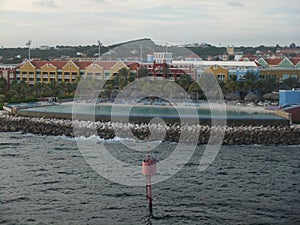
1;132;300;224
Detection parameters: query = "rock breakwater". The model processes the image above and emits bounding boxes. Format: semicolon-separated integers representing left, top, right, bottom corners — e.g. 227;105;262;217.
0;112;299;145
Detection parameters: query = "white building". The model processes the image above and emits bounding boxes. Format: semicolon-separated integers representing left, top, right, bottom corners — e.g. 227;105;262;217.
153;52;173;64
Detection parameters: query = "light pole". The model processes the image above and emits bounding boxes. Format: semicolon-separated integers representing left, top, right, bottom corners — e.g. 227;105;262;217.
26;40;32;60
97;40;102;60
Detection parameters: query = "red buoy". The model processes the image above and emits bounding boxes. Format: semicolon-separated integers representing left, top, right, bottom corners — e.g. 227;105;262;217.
142;154;157;217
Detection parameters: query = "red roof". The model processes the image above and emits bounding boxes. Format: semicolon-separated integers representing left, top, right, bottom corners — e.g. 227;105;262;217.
239;53;258;61
94;61;117;70
265;58;282;66
75;61;92;69
291;57;300;65
125;61;140;70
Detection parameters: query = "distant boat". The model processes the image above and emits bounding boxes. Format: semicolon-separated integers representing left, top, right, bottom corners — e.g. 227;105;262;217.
282;104;300;123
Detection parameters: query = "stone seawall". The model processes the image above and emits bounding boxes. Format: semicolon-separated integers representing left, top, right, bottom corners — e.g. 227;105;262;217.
1;112;299;145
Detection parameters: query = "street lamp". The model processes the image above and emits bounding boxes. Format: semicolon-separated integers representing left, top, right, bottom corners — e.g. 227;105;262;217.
26;40;32;60
97;40;102;60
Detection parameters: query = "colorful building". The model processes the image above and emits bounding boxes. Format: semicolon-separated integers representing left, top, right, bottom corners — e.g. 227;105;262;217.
0;64;16;88
258;57;300;83
16;60;139;84
279;90;300;105
6;53;300;86
173;60;258;82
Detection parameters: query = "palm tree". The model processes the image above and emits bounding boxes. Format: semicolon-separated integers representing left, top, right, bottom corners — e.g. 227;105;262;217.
283;77;298;89
19;81;30;100
188;81;202;100
223;78;239;94
239;70;260;100
33;82;44;98
243;70;260;92
0;77;7;94
103;80;114;100
118;67;130;81
137;67;149;79
259;77;279;95
176;74;193;92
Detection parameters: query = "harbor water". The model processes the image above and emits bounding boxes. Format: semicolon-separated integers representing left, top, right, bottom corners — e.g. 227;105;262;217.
1;132;300;224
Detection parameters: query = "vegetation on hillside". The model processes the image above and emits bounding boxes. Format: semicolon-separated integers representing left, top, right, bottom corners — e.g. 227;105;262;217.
1;39;299;64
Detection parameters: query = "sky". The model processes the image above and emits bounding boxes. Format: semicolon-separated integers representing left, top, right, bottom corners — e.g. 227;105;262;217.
0;0;300;48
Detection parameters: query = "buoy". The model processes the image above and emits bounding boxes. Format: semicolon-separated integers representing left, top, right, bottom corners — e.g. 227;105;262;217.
142;154;157;217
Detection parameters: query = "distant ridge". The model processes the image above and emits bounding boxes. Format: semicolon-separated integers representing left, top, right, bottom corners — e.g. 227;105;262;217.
108;38;152;49
103;38;193;61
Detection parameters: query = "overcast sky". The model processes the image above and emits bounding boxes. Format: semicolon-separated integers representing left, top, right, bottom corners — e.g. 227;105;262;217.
1;0;299;47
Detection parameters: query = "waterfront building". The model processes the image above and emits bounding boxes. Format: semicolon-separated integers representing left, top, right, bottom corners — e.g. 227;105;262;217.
260;68;300;83
16;60;139;84
153;52;173;64
0;64;16;88
258;57;300;83
140;61;195;81
7;52;300;86
172;60;258;82
279;89;300;105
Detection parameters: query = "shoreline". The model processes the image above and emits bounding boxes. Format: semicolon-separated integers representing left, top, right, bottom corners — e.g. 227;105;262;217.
0;111;299;145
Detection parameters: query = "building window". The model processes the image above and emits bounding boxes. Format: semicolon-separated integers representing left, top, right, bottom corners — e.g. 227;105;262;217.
282;74;289;80
217;74;225;81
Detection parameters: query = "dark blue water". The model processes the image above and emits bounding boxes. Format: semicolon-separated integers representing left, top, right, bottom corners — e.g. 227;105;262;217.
1;132;300;224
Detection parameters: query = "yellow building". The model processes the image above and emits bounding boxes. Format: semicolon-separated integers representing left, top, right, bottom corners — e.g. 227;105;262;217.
40;63;58;83
84;62;104;80
16;60;139;84
110;61;129;77
204;65;229;82
62;60;80;83
19;61;36;84
260;68;300;83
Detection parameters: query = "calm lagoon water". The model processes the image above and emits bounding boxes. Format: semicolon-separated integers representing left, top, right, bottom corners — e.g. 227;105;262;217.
1;132;299;224
20;103;282;120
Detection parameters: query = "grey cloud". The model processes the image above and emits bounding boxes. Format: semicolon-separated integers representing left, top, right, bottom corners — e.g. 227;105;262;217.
34;0;57;8
227;1;244;7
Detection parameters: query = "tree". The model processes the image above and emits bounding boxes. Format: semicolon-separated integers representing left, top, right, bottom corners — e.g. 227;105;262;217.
137;67;149;78
238;70;261;99
283;77;298;89
244;70;260;92
223;79;239;94
0;77;7;94
175;74;193;92
19;81;30;100
259;77;279;94
32;82;44;98
118;67;130;81
289;43;296;48
188;81;202;100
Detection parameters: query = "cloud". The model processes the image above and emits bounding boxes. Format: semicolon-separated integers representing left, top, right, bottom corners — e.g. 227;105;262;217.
226;1;244;7
33;0;57;8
